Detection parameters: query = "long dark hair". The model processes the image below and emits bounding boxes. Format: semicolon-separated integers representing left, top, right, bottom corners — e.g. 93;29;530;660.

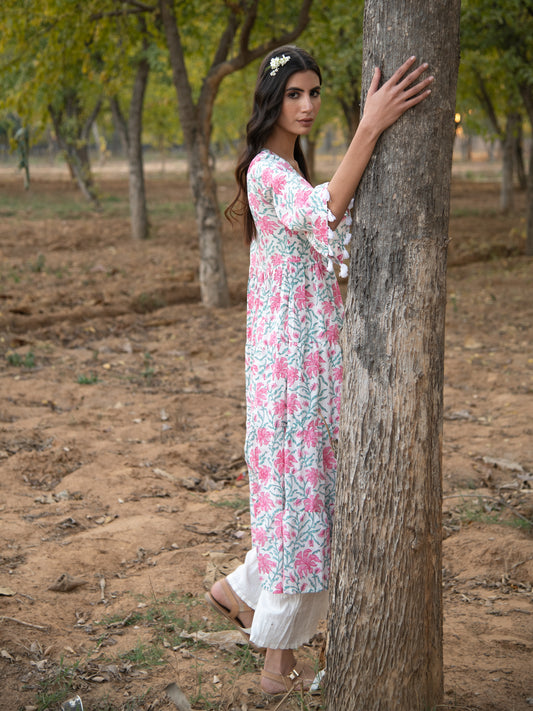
225;46;322;244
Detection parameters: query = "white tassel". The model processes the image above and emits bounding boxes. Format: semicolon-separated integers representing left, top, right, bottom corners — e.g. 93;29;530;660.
327;258;334;273
339;263;348;279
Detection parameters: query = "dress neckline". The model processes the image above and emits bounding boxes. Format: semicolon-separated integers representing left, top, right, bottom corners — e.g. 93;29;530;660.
261;148;305;179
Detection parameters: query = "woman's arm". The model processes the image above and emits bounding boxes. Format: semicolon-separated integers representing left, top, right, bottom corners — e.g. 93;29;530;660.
327;57;434;229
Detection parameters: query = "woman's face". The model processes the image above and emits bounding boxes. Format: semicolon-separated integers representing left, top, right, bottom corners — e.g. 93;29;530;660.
275;70;321;138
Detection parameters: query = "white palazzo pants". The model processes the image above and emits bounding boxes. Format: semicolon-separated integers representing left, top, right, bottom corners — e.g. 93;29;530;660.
226;548;328;650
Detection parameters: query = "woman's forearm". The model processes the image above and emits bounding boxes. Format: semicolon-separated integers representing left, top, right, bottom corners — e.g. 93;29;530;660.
327;118;382;228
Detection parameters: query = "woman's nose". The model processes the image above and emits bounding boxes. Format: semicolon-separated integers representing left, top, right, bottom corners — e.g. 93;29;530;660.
302;94;313;111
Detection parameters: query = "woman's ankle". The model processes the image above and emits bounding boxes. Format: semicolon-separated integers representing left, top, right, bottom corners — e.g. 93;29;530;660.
264;648;296;675
211;579;254;629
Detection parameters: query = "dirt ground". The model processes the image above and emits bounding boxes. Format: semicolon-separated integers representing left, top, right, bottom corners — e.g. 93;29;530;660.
0;160;532;711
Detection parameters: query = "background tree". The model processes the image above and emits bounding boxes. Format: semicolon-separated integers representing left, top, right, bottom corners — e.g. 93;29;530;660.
0;0;106;205
105;12;155;241
326;1;461;709
460;0;533;253
158;0;313;307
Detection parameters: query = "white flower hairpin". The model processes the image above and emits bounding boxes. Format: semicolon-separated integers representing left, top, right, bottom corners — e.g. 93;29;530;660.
269;54;290;76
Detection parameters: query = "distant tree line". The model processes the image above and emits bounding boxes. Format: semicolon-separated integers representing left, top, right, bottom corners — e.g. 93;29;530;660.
0;0;531;305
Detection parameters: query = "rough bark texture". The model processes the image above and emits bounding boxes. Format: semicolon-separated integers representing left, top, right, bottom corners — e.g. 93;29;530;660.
326;2;460;710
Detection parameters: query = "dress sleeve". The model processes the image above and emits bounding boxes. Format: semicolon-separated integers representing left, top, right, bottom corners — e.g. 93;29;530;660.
252;157;353;277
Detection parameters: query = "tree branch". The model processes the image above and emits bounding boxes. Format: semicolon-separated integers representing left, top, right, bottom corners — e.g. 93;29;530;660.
109;96;129;152
158;0;197;144
212;9;240;67
206;0;313;91
82;98;103;141
473;67;503;138
89;0;156;21
238;0;259;56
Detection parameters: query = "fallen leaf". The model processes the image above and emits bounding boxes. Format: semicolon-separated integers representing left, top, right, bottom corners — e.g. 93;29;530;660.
0;587;16;596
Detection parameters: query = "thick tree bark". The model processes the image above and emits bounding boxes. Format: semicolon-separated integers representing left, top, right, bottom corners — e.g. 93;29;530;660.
326;2;460;710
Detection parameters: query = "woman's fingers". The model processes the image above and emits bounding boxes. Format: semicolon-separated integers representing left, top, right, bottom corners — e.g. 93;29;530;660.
388;55;418;85
367;66;382;100
386;57;432;93
401;74;434;98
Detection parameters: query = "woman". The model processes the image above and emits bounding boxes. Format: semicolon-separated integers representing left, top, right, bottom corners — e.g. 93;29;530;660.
206;46;433;695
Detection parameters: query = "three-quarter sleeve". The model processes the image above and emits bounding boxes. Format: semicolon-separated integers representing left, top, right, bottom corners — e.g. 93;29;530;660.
248;153;352;277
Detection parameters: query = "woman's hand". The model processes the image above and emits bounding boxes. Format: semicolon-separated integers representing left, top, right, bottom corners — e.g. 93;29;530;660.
361;56;434;137
327;57;433;227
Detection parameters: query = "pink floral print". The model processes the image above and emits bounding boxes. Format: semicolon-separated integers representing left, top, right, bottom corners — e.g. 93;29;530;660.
245;149;352;594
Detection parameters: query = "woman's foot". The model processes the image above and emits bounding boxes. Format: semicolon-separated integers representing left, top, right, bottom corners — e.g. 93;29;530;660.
260;650;322;696
205;578;254;635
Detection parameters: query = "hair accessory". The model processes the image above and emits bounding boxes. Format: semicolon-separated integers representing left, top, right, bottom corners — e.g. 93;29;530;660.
269;54;291;76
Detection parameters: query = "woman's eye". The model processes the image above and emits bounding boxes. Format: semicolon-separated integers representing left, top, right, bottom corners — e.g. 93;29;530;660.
311;89;321;97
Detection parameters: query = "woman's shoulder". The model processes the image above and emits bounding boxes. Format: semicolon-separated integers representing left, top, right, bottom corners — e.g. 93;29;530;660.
249;150;305;195
249;149;291;176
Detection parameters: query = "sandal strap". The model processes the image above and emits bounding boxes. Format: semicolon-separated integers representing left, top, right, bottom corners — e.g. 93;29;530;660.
220;578;252;620
261;667;302;692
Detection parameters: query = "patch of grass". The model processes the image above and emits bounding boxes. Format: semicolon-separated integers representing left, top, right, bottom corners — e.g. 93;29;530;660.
33;657;81;711
231;644;261;674
6;350;35;368
149;200;195;218
29;253;46;272
451;206;499;218
210;497;249;510
77;372;99;385
142;351;155;382
99;611;144;628
135;292;166;313
188;668;222;711
454;497;532;531
120;641;165;669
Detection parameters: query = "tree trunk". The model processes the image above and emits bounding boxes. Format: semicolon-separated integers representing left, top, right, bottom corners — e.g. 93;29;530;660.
128;55;150;240
326;2;460;710
501;112;519;212
189;132;230;307
48;98;101;208
518;84;533;256
159;0;230;307
109;54;150;241
514;120;527;191
527;140;533;256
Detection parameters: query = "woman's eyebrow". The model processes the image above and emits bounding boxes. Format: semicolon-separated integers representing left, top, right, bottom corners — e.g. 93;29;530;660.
285;84;321;92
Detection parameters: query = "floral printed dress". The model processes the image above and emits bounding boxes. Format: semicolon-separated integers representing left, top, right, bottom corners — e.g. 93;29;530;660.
245;149;352;595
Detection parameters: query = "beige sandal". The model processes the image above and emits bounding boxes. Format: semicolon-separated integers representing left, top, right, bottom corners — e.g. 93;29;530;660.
261;664;324;696
205;578;254;643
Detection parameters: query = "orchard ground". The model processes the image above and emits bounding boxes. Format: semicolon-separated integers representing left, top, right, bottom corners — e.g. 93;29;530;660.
0;157;532;711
